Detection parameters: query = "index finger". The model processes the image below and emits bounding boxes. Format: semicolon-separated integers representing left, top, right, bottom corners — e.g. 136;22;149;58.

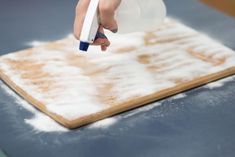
74;0;91;39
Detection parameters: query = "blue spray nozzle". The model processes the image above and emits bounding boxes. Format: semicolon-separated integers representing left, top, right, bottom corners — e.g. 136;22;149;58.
79;41;90;52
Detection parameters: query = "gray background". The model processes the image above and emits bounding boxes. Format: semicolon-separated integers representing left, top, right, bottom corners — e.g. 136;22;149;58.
0;0;235;157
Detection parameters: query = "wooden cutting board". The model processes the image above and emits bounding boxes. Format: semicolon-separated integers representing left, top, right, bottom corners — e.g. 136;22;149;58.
0;18;235;129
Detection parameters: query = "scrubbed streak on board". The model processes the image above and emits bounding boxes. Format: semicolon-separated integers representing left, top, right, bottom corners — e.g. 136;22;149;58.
0;18;235;127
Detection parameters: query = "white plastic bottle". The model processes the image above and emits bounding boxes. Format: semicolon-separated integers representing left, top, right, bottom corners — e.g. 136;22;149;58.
116;0;166;33
79;0;166;51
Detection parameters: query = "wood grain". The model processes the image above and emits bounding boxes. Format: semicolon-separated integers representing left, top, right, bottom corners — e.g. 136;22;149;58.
0;18;235;129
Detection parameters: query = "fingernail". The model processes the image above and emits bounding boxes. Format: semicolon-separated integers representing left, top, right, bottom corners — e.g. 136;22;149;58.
95;32;107;40
111;28;118;33
102;43;110;47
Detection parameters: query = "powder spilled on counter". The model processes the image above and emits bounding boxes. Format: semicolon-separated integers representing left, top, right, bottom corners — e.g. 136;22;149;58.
170;93;187;100
26;40;47;47
88;102;162;129
122;102;162;119
1;18;235;128
89;93;188;129
205;75;235;89
0;79;125;131
25;112;68;132
88;118;118;129
0;80;68;132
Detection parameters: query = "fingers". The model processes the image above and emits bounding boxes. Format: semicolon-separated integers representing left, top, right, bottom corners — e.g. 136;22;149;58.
98;0;121;32
73;0;121;51
74;0;90;39
93;26;110;51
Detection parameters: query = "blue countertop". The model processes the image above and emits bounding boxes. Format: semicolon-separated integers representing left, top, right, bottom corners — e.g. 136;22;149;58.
0;0;235;156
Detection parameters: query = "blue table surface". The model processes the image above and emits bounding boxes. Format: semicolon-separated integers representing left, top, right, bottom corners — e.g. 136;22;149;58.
0;0;235;157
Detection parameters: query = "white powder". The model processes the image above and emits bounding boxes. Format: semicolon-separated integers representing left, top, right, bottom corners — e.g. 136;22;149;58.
25;112;68;132
170;93;187;100
40;57;107;119
26;40;47;47
122;102;162;118
89;102;162;129
0;18;235;128
0;80;36;112
0;79;121;131
205;75;235;89
88;117;118;129
0;80;68;132
86;52;161;101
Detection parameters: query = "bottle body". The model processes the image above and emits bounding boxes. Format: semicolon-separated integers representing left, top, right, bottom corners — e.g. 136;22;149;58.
79;0;166;51
115;0;166;33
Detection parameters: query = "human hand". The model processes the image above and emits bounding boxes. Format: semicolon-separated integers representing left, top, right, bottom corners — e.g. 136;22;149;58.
74;0;121;51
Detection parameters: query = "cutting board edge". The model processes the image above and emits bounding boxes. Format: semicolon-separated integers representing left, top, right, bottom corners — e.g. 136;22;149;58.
1;67;235;129
0;69;72;128
68;66;235;128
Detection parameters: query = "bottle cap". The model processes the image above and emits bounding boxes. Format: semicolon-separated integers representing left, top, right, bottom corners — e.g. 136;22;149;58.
79;41;90;52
